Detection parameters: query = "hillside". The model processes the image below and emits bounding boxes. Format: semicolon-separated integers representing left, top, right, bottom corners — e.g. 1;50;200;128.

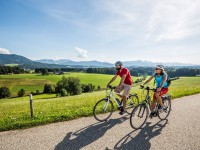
1;54;200;69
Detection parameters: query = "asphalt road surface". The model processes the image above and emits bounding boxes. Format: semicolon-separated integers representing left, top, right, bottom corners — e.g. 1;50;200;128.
1;94;200;150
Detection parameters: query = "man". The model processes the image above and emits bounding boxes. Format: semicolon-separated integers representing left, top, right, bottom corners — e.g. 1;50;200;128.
141;65;168;117
107;61;133;115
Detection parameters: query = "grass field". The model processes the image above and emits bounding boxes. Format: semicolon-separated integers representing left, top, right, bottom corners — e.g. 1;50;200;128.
0;73;122;96
0;74;200;131
4;64;19;66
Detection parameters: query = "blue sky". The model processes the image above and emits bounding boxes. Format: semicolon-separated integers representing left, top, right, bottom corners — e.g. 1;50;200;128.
0;0;200;64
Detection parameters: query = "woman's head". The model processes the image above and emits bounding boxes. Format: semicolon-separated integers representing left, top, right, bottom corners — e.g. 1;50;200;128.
155;65;164;74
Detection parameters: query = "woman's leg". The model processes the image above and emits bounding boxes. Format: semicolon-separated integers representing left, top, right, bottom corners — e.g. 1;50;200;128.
155;92;164;107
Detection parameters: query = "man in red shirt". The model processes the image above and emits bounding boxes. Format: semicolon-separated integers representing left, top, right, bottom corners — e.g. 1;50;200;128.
107;61;133;115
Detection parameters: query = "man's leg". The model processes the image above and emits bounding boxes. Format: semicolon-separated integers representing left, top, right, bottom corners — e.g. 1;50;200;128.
114;86;124;99
122;84;131;110
122;95;127;110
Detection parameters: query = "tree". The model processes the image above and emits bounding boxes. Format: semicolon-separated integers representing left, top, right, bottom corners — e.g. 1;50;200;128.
18;89;25;97
55;76;69;93
41;69;49;76
43;84;55;93
97;85;101;90
55;76;82;95
67;77;82;95
0;87;11;99
36;90;40;95
82;83;95;93
60;88;68;97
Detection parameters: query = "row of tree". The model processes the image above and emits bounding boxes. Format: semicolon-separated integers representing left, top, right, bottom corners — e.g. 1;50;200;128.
0;87;27;99
0;77;98;99
43;77;97;97
35;67;200;77
0;66;28;74
1;66;200;77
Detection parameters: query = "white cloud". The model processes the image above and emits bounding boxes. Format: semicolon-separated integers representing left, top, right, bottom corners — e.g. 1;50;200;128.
74;47;88;58
0;48;11;54
92;0;200;42
147;0;200;41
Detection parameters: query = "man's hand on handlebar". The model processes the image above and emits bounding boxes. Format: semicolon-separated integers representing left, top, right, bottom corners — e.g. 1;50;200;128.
140;84;144;89
107;84;110;88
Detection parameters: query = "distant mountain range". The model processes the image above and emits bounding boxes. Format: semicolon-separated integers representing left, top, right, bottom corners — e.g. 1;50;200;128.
36;59;113;67
0;53;199;69
36;59;194;67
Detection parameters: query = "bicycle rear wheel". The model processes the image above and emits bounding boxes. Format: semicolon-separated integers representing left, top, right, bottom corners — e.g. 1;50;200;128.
158;98;171;120
126;95;139;114
130;104;149;129
93;99;114;122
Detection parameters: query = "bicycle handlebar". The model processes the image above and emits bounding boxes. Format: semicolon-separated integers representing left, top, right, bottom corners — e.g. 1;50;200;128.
140;86;156;91
107;85;116;90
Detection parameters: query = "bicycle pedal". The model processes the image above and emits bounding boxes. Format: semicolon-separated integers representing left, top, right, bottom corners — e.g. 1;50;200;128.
130;103;134;106
118;107;123;111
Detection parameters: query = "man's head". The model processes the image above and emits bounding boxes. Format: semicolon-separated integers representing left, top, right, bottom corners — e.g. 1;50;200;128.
115;61;123;71
155;65;164;74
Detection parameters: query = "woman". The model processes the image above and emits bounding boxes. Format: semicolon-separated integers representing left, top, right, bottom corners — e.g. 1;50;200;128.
141;65;168;117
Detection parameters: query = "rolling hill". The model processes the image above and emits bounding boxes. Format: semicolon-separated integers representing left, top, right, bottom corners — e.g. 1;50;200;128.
1;53;199;69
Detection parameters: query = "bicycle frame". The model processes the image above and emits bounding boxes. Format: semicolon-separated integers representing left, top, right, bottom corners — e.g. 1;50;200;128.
106;88;121;108
141;87;155;112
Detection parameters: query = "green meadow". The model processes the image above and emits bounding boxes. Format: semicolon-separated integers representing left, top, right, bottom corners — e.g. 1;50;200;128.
0;73;200;131
0;73;122;96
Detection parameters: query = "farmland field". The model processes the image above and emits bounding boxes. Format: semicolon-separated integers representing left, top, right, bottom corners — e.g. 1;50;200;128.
0;73;200;131
0;73;123;96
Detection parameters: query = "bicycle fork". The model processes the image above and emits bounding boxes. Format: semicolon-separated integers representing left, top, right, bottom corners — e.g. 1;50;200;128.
103;99;110;112
137;104;146;118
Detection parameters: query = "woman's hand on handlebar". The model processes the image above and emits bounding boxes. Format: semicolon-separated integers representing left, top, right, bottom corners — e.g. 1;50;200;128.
140;84;144;89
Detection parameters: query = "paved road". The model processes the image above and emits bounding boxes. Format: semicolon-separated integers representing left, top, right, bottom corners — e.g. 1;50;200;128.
1;94;200;150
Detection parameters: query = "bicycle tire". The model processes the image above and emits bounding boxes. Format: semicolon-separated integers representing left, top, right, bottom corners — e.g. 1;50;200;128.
93;98;114;122
130;104;149;129
158;98;171;120
126;95;140;115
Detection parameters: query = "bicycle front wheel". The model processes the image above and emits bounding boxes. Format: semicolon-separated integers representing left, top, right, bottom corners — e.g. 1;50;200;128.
130;104;149;129
93;99;114;122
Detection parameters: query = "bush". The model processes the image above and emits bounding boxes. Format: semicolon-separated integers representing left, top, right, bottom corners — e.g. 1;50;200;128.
36;90;40;95
0;87;11;99
43;84;55;94
67;77;82;95
82;83;95;93
60;88;68;97
55;76;82;95
18;89;25;97
97;85;101;90
41;69;49;76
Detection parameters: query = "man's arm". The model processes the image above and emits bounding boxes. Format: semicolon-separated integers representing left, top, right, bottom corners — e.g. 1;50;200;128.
119;74;126;86
107;75;118;86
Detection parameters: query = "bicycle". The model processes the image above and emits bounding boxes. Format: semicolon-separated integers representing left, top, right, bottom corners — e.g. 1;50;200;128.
130;86;171;129
93;85;139;122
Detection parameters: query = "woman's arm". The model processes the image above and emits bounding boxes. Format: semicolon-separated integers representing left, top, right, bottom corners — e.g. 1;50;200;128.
160;75;167;88
141;75;154;86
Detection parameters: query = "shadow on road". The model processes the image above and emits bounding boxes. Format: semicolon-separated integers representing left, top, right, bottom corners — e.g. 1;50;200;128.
54;116;129;150
113;119;168;150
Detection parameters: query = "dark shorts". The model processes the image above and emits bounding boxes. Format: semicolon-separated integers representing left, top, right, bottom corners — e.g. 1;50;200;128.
153;88;168;99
